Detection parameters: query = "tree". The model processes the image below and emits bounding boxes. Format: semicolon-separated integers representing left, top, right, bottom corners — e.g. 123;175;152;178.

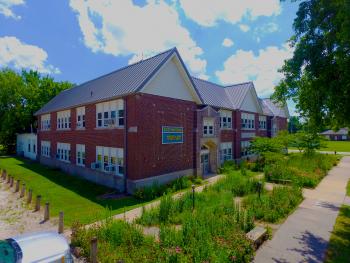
291;131;326;155
0;68;73;152
274;0;350;131
288;116;302;133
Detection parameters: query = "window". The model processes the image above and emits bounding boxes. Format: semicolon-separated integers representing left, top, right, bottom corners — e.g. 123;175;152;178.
342;135;347;140
76;107;86;129
220;142;233;163
56;143;71;162
76;144;86;166
259;116;267;130
40;114;51;130
203;118;214;136
219;110;232;129
41;141;51;157
28;140;31;152
57;110;71;130
95;146;124;176
241;141;251;157
96;100;124;128
241;113;255;129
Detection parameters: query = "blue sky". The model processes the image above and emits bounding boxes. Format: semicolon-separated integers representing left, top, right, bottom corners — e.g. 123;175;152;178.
0;0;299;114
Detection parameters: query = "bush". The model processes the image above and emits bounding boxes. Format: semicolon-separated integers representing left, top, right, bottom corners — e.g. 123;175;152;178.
133;176;202;201
243;185;303;223
264;153;338;188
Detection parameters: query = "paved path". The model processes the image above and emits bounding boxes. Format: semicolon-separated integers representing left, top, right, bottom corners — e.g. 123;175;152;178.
254;156;350;263
288;149;350;156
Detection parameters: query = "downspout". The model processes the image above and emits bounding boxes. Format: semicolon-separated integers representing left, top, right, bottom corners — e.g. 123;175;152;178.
123;97;128;193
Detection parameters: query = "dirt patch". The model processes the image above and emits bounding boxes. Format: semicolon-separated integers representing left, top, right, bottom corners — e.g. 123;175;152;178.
0;181;57;239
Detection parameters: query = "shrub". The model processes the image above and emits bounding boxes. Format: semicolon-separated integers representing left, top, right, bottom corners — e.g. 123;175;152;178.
133;176;202;201
264;153;338;188
243;185;303;223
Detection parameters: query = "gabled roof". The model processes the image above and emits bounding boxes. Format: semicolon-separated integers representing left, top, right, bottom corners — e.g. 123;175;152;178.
320;128;348;135
224;82;252;109
36;48;187;115
192;77;233;109
260;98;290;118
259;98;274;116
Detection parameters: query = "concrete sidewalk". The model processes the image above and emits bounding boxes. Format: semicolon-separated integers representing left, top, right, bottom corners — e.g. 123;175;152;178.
254;156;350;263
288;149;350;156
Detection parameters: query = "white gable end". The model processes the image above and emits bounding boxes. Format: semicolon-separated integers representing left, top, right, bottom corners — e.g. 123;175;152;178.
142;57;199;102
241;89;261;113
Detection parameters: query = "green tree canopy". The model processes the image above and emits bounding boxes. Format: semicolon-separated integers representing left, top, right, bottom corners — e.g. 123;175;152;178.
274;0;350;131
0;68;73;152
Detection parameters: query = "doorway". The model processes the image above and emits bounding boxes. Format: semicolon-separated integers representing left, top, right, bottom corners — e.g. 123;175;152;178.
200;145;210;175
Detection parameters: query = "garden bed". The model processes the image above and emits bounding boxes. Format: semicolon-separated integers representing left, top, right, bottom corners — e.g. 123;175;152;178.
264;153;339;188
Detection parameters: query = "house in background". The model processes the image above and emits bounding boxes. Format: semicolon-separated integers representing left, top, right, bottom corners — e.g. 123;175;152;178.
320;128;349;141
16;133;37;160
34;48;289;193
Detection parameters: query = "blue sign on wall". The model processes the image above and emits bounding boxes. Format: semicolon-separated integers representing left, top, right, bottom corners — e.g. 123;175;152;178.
162;126;184;144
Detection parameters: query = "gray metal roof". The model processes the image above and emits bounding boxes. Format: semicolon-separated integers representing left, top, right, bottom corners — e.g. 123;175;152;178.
261;98;289;118
192;77;234;109
35;48;175;115
36;47;289;119
259;98;274;116
225;82;253;109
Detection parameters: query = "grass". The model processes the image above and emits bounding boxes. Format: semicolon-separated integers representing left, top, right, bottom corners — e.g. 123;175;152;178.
264;153;338;188
290;140;350;152
70;165;302;262
325;205;350;263
0;156;149;226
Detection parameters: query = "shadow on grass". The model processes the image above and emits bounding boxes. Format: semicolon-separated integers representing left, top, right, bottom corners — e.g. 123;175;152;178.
0;156;146;211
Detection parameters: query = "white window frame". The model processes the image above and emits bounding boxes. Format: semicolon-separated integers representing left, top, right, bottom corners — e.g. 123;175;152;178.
241;113;255;130
76;144;86;166
41;114;51;131
96;100;124;128
41;141;51;157
203;117;214;136
56;143;71;162
259;116;267;130
57;110;71;130
219;110;232;129
96;146;124;176
76;107;86;129
241;141;251;157
220;142;233;163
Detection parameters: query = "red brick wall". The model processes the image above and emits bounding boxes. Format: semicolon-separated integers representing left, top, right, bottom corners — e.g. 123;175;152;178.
38;103;125;168
126;93;196;180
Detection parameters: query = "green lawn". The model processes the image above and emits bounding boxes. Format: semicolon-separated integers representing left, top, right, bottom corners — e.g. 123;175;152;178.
290;140;350;152
0;156;148;226
325;205;350;263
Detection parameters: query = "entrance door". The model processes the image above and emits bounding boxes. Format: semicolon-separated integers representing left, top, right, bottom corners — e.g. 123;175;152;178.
201;153;210;175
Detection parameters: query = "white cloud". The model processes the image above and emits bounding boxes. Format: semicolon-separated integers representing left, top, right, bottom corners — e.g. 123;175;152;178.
69;0;207;77
178;0;281;27
0;0;24;19
215;44;293;97
0;36;60;74
222;38;234;47
239;24;250;32
252;22;279;42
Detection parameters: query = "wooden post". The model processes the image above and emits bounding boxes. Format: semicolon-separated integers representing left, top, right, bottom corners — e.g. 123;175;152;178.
15;179;20;192
1;170;6;180
27;189;32;204
35;195;41;211
20;183;25;198
90;237;98;263
58;211;64;234
9;177;14;187
6;174;10;183
44;202;50;221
